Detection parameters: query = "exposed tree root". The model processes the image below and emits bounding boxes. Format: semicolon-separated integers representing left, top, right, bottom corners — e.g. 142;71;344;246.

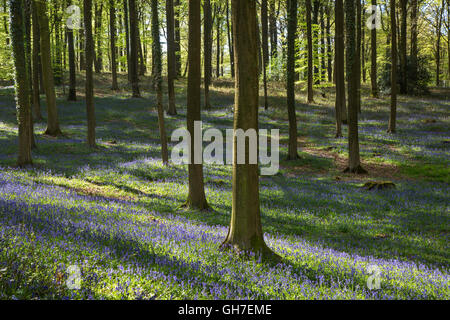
343;165;368;174
219;241;282;265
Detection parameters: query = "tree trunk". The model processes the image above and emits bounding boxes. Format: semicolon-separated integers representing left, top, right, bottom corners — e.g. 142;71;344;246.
174;0;182;77
66;0;76;101
215;4;221;79
335;0;345;138
326;5;332;83
10;0;32;166
185;0;209;210
435;1;444;87
84;0;96;147
320;6;326;82
4;0;9;45
128;0;140;97
110;0;119;90
203;0;212;110
388;0;397;134
410;0;418;89
35;0;62;136
151;0;169;165
306;0;314;103
79;29;85;70
399;0;407;94
123;0;130;82
356;0;361;113
261;0;269;110
31;0;42;119
94;3;103;73
269;0;277;59
286;0;299;160
362;2;366;83
67;25;76;100
344;0;367;174
370;0;378;97
226;0;234;78
53;0;62;85
166;0;177;114
221;0;278;262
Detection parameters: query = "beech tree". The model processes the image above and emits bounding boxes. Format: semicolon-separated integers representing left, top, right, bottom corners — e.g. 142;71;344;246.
10;0;32;166
67;0;76;101
110;0;119;91
203;0;212;110
128;0;140;97
261;0;269;110
34;0;62;136
344;0;367;174
185;0;209;210
286;0;299;160
151;0;169;165
166;0;177;114
306;0;314;103
84;0;96;147
370;0;378;98
335;0;346;138
221;0;278;261
388;0;397;134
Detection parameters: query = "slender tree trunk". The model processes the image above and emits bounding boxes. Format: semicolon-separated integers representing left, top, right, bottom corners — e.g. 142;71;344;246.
110;0;119;90
174;0;181;77
84;0;95;147
286;0;299;160
306;0;314;103
356;0;362;113
10;0;32;166
226;0;234;78
185;0;209;210
448;0;450;82
344;0;367;174
362;2;366;83
94;3;103;73
269;0;277;59
399;0;407;94
31;0;42;119
123;0;130;82
67;25;76;100
79;29;85;70
410;0;418;89
215;4;221;79
4;0;9;45
221;0;278;262
435;1;444;87
261;0;269;109
66;0;76;101
335;0;345;138
326;5;332;83
370;0;378;97
24;0;35;149
35;0;62;136
53;1;62;85
151;0;169;165
388;0;397;133
128;0;140;97
204;0;212;110
312;0;320;84
320;6;326;82
166;0;177;114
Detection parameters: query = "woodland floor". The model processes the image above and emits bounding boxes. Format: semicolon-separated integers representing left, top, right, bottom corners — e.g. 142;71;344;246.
0;73;448;299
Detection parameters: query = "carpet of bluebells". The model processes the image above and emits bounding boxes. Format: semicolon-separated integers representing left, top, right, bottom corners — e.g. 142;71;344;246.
0;83;449;300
